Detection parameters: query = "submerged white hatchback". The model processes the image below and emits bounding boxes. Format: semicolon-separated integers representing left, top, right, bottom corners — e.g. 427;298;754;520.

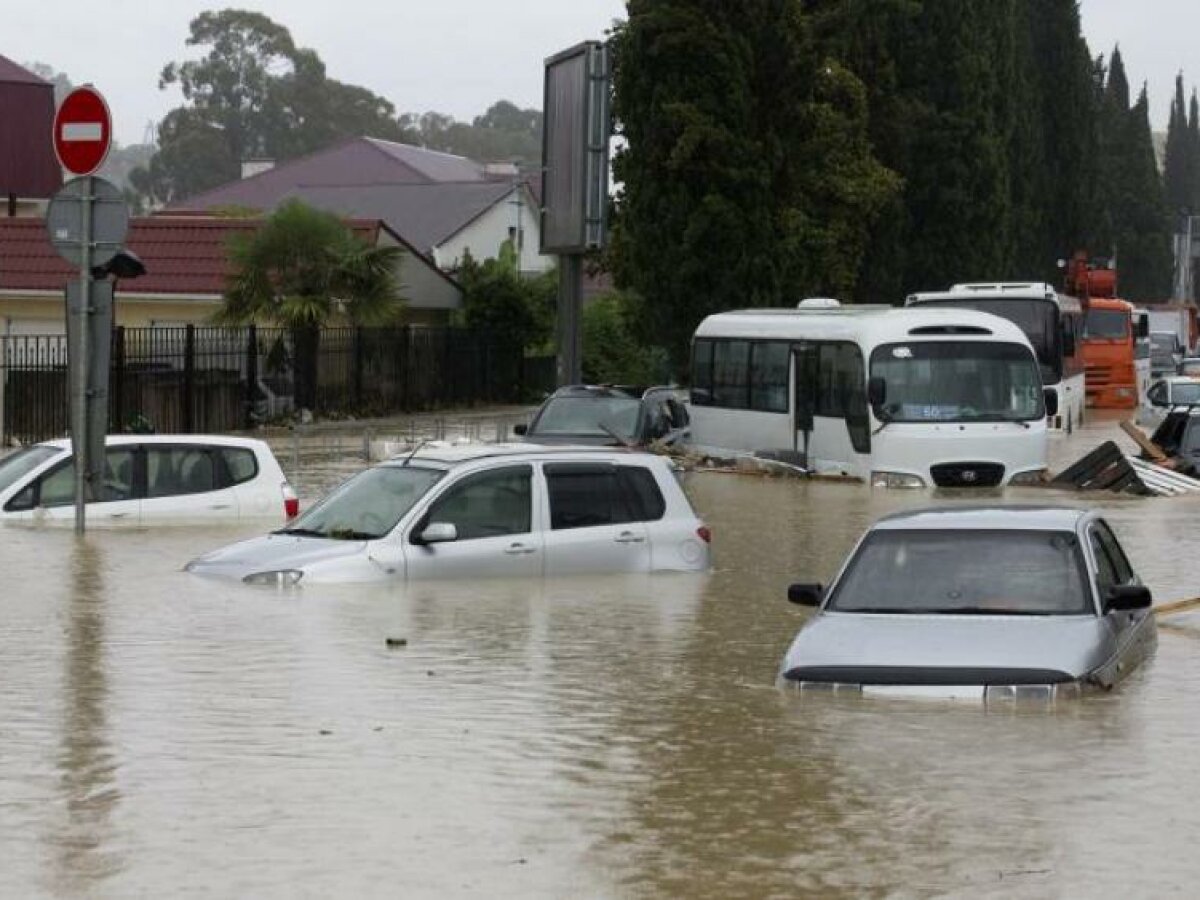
186;443;712;584
0;435;297;525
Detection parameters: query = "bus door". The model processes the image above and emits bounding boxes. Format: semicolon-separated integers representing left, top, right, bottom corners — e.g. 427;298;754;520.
796;342;871;477
792;342;818;465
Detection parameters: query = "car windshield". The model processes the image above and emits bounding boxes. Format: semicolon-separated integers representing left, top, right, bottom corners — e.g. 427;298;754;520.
827;529;1092;615
0;446;60;494
278;465;444;540
531;396;641;438
870;341;1044;422
1151;333;1176;352
1085;309;1129;339
1171;381;1200;404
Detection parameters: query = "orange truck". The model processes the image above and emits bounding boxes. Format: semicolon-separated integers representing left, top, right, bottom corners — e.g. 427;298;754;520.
1064;253;1147;409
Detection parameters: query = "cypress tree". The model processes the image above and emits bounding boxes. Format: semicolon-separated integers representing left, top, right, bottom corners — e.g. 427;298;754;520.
610;0;897;369
1163;74;1190;215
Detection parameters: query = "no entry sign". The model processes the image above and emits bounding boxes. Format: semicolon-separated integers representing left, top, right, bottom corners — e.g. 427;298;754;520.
53;86;112;176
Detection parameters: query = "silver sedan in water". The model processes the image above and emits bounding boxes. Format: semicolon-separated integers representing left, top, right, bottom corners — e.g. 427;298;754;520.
779;506;1157;700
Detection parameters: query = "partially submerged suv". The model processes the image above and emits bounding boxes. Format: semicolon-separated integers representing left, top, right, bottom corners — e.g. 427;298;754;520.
186;443;711;584
0;435;297;525
515;385;690;447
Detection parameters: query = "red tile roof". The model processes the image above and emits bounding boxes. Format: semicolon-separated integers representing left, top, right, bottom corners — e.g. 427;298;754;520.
0;55;61;198
0;216;381;297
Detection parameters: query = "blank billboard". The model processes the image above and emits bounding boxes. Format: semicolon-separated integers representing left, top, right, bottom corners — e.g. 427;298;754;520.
541;42;610;254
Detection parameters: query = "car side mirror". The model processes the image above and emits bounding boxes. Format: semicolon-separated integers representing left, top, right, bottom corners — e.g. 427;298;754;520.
1062;329;1077;357
867;376;887;408
1044;388;1059;418
416;522;458;545
1105;584;1152;611
513;423;528;436
787;582;824;607
1137;317;1150;339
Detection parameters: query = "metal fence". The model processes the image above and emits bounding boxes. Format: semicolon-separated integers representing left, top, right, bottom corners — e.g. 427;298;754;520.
0;325;556;445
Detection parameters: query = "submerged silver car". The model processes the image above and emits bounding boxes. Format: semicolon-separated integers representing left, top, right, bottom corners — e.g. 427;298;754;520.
779;506;1156;700
186;443;711;584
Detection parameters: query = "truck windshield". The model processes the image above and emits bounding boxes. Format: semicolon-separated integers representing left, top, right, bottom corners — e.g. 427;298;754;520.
1084;309;1129;340
827;529;1091;615
912;298;1059;382
869;342;1044;423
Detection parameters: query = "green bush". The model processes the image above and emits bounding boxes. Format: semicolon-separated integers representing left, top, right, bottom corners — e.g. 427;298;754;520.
582;291;670;385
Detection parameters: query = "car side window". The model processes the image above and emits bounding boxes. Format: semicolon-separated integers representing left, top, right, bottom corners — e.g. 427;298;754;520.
1147;382;1167;406
1089;529;1119;591
220;447;259;486
544;463;664;529
1094;521;1134;584
423;465;531;541
22;448;136;508
667;399;690;428
147;447;218;497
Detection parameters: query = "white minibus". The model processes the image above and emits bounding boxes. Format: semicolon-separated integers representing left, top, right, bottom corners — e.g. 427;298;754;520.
688;305;1053;488
905;283;1086;433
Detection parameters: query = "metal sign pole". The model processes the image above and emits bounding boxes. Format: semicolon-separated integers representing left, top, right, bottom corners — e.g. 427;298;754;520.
74;175;92;534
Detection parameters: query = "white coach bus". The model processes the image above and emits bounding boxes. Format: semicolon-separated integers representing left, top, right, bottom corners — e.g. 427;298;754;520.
688;303;1055;488
905;282;1086;433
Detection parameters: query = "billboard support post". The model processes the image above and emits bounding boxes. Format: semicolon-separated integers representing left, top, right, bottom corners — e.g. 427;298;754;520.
542;41;611;387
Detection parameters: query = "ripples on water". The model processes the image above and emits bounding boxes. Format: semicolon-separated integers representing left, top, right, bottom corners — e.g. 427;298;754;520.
2;418;1200;897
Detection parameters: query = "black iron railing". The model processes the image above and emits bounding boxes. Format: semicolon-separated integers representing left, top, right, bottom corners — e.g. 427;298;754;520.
0;325;554;445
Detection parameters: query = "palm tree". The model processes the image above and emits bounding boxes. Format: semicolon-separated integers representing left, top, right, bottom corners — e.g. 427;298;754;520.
218;200;405;412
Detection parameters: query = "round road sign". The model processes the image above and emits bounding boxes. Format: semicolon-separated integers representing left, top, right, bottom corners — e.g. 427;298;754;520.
46;176;129;268
53;86;112;176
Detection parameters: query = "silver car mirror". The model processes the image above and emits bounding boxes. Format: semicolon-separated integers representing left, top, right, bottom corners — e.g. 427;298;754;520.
787;583;824;607
419;522;458;545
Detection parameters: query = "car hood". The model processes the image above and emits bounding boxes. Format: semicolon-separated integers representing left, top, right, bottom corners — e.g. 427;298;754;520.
186;533;369;578
780;612;1114;684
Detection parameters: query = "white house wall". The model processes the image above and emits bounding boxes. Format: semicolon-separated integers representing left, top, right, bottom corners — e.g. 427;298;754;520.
373;232;462;311
434;191;554;275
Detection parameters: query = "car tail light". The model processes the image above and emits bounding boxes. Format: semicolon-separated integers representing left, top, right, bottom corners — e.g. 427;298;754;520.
282;482;299;519
696;525;711;544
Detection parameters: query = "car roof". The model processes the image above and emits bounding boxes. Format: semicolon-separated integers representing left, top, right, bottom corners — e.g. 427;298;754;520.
382;441;658;466
871;505;1090;532
547;384;667;400
36;434;270;450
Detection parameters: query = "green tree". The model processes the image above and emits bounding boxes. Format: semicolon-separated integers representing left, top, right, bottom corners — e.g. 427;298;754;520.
455;248;554;352
581;291;669;385
131;9;408;206
218;200;405;410
400;101;543;163
1162;74;1192;216
610;0;897;372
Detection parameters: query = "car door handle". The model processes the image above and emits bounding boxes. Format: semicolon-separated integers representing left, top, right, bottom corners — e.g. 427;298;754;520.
208;504;232;510
505;543;537;555
614;531;645;544
107;511;130;519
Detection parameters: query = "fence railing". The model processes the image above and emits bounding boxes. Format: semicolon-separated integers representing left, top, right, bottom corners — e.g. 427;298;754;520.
0;325;555;446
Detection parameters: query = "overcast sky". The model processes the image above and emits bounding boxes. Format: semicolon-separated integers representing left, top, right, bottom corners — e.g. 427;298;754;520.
5;0;1193;146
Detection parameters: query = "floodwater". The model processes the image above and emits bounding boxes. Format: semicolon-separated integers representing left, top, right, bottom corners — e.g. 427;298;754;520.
2;416;1200;898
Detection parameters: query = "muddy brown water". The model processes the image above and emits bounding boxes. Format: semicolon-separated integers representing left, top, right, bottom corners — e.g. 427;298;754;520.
2;416;1199;897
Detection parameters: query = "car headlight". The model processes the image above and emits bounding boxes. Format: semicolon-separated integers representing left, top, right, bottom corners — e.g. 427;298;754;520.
1008;468;1049;487
242;569;304;586
870;470;926;489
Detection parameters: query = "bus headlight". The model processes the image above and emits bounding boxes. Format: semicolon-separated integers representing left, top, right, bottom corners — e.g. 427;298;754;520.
1008;468;1049;486
870;471;926;489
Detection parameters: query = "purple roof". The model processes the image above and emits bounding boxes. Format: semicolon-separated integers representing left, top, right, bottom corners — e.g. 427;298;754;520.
172;136;493;211
286;181;516;253
0;55;61;198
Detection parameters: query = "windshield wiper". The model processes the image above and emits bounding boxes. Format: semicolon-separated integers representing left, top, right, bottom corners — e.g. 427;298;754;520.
935;606;1053;616
272;526;328;538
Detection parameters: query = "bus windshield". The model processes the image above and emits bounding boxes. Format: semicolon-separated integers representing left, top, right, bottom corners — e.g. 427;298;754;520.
1084;308;1129;340
912;298;1060;382
869;341;1044;423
